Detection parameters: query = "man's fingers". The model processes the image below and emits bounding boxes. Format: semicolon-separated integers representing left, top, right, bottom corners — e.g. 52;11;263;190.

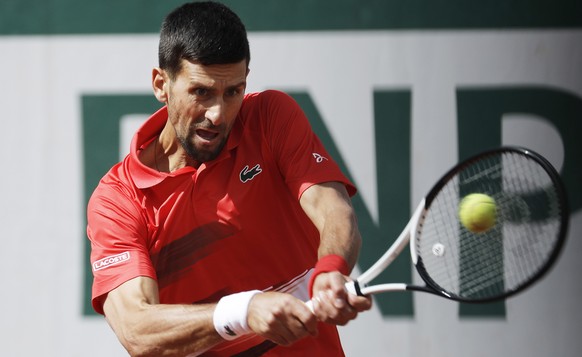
247;292;318;345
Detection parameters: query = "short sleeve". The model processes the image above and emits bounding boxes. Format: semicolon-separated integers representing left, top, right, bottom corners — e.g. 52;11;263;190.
258;90;356;199
87;177;156;315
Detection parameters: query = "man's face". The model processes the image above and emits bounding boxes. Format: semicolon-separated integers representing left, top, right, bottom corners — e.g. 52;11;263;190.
165;60;248;164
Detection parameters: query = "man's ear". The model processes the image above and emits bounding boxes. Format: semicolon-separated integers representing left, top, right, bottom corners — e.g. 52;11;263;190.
152;67;169;103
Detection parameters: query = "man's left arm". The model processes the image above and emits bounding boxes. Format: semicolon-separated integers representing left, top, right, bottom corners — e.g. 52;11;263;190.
299;181;372;324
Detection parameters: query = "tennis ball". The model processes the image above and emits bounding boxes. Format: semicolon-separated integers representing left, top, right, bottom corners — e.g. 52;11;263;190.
458;193;497;233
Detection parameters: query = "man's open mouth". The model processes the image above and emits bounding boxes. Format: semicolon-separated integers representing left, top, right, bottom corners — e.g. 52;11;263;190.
196;129;219;141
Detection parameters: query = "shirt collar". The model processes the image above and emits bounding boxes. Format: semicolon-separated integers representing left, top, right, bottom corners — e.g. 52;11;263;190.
128;106;244;189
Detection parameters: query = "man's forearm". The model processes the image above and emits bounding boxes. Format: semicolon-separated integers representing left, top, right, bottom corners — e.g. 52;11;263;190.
103;277;223;357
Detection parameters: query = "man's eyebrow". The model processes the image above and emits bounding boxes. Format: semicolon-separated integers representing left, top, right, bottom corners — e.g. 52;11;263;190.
228;81;247;88
188;80;246;89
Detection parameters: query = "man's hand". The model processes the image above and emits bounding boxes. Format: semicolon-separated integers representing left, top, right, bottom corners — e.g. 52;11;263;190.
246;292;318;346
310;271;372;325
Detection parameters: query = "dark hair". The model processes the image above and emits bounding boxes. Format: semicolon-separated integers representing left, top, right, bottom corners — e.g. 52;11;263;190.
158;1;250;79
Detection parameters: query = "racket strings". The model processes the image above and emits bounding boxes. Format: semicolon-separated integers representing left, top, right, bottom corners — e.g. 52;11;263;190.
416;150;565;301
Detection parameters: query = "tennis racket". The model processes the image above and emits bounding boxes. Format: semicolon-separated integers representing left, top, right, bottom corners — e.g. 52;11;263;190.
313;146;569;306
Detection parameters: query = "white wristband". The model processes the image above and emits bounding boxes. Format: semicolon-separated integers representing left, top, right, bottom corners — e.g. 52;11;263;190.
213;290;262;340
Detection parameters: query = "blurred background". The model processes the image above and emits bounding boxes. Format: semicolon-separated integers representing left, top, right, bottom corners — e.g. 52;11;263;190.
1;0;581;356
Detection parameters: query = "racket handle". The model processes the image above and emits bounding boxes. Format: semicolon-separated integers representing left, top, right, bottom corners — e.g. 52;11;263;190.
346;281;363;296
304;280;362;313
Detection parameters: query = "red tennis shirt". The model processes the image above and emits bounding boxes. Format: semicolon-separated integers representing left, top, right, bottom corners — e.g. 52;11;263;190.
87;90;356;356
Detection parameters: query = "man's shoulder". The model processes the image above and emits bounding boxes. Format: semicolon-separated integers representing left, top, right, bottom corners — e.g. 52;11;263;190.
243;89;295;107
90;158;138;204
240;89;300;125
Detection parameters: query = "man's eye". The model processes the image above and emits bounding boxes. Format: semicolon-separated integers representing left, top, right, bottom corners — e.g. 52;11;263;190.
193;88;209;96
226;88;242;97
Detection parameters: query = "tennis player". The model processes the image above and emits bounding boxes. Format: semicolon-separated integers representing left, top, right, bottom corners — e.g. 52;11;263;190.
87;1;371;356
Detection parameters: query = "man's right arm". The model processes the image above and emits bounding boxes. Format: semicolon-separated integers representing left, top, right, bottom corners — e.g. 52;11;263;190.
103;276;222;357
102;276;318;357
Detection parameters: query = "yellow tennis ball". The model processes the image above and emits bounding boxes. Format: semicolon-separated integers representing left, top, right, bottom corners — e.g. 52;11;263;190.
459;193;497;233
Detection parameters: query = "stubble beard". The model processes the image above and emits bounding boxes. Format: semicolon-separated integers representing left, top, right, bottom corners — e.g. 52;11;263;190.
179;128;228;164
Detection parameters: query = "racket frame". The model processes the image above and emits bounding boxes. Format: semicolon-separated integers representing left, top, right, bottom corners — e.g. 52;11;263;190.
349;146;569;303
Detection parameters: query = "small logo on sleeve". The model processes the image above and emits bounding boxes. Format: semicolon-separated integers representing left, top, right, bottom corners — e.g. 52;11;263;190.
92;251;131;271
312;153;328;163
240;164;262;183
